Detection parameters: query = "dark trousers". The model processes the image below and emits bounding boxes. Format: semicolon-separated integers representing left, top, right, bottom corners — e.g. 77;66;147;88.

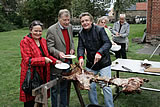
50;61;71;107
114;42;127;59
24;100;42;107
24;100;34;107
50;75;68;107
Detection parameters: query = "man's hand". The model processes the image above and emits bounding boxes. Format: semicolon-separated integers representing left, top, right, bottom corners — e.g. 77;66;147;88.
79;58;84;69
70;49;75;55
94;53;102;64
59;52;65;58
116;32;120;36
111;41;117;45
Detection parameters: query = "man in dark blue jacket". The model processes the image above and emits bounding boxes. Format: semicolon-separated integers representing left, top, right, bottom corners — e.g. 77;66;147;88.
77;12;114;107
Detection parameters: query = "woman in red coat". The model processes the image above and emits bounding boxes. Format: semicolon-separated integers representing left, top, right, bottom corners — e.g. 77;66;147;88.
20;20;61;107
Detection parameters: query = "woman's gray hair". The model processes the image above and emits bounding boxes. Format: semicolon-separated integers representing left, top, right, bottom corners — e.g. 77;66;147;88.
79;12;93;22
58;9;70;18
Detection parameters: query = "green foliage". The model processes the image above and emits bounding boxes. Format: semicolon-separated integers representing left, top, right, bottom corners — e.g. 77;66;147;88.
114;0;136;21
114;0;136;13
71;0;107;19
0;5;17;32
0;0;17;11
6;12;24;28
20;0;72;28
0;1;24;32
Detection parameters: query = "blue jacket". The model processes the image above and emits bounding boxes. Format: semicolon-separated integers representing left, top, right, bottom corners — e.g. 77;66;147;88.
77;24;112;70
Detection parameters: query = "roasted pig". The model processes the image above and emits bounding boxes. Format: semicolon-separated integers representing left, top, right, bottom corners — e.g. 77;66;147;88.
63;63;148;92
109;77;149;94
62;63;110;90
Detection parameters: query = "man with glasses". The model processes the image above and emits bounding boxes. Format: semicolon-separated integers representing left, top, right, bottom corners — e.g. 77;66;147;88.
112;14;130;59
46;9;75;107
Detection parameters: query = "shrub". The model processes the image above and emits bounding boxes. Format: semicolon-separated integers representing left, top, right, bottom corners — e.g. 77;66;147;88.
0;14;17;32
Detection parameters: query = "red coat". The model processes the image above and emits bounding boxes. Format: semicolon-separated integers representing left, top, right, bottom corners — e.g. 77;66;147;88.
19;34;57;102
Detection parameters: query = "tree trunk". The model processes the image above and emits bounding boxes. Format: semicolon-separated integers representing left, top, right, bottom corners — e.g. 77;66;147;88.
115;10;119;22
114;0;120;22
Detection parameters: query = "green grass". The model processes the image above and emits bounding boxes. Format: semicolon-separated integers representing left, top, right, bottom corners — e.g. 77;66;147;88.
0;24;160;107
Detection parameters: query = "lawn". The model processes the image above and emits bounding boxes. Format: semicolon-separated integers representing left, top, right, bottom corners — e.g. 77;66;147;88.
0;24;160;107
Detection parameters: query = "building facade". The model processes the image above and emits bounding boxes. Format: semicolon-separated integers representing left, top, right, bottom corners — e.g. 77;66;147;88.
146;0;160;43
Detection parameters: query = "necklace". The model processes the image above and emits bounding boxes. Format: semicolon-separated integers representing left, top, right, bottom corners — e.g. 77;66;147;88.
35;39;40;47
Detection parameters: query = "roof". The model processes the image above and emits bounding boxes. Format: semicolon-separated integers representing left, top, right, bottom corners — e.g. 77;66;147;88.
136;2;147;10
126;2;147;11
126;5;136;11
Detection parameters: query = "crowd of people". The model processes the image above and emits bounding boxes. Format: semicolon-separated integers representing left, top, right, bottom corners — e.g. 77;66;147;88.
19;9;129;107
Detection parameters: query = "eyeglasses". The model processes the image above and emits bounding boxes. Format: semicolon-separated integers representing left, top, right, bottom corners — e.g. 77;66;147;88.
101;21;106;24
33;21;43;26
29;21;43;30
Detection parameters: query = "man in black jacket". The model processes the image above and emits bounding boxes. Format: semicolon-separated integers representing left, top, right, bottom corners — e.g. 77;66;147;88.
77;12;114;107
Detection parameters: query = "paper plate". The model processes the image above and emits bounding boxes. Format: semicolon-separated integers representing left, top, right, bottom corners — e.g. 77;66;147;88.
111;45;121;51
55;63;70;69
62;55;76;59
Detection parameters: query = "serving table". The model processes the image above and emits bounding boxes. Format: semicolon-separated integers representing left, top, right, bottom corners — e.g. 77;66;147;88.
111;58;160;100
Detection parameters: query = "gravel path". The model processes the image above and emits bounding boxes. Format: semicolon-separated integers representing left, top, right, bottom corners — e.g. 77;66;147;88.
136;43;160;55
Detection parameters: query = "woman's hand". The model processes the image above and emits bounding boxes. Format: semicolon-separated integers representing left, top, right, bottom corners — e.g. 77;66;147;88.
45;57;53;64
56;60;62;64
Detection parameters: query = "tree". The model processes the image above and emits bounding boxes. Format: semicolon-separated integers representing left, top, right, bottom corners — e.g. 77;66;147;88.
114;0;136;21
0;4;17;31
0;0;18;12
71;0;108;21
0;0;24;29
20;0;72;28
71;0;92;18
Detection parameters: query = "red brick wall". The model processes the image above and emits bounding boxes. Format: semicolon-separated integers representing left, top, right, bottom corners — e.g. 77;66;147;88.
136;2;147;10
146;0;160;42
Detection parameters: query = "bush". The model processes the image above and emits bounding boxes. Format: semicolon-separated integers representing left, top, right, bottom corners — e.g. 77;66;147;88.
0;5;18;32
0;23;17;32
0;15;17;32
6;12;24;28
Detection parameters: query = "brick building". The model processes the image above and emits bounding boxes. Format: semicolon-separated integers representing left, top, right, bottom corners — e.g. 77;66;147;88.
146;0;160;43
125;2;147;24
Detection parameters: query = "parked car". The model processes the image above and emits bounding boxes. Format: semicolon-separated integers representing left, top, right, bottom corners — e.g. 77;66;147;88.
71;18;81;37
135;15;146;24
72;25;81;37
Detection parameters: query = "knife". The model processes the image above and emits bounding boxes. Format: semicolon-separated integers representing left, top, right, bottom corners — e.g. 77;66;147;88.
90;62;97;70
122;66;133;72
86;58;97;70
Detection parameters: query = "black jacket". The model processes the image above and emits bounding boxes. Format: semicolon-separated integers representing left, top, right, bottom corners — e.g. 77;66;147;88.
77;24;112;70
